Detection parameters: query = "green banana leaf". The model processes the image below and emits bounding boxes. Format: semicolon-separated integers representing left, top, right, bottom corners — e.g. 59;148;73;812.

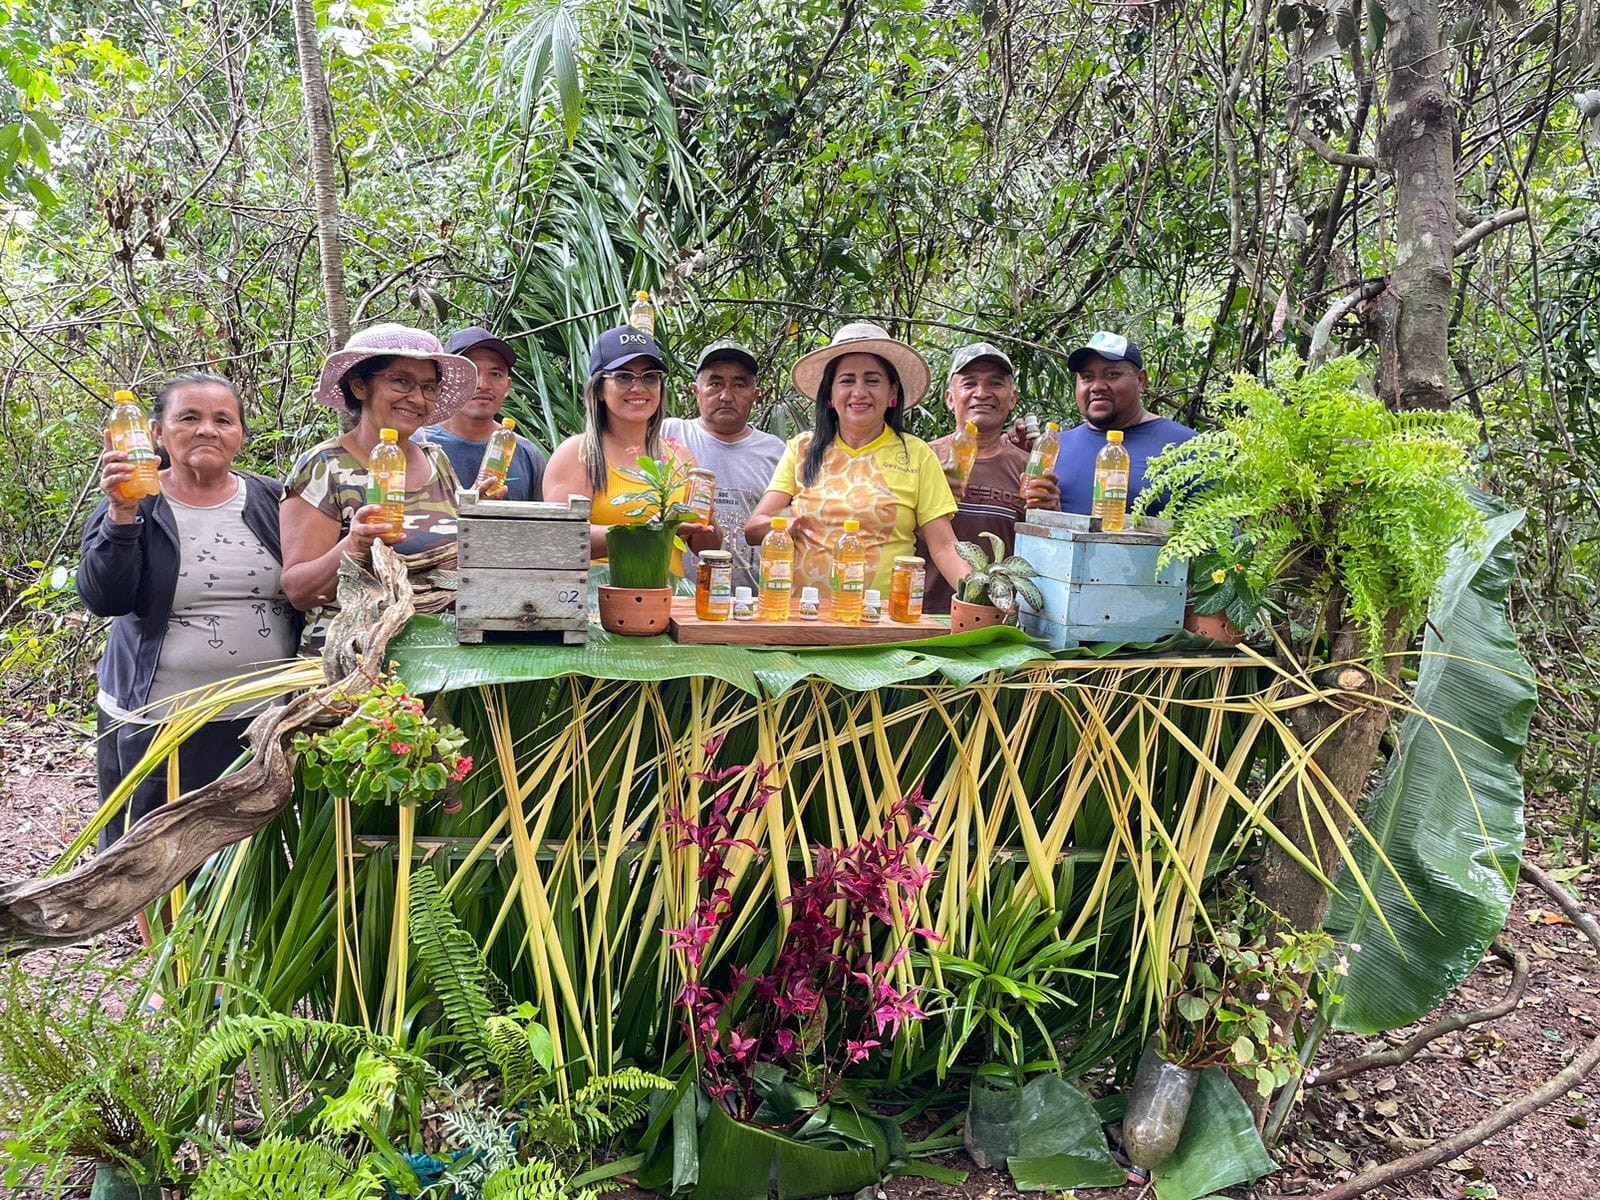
1006;1074;1125;1190
1151;1069;1277;1200
691;1102;881;1200
388;613;1050;698
1325;499;1536;1033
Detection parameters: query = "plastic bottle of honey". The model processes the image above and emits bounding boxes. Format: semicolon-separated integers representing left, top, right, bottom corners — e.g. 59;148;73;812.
696;550;734;620
951;420;979;484
1092;429;1131;533
629;290;655;334
1024;420;1061;486
368;428;407;543
888;555;925;623
477;417;518;494
759;517;793;621
107;390;161;500
833;518;866;623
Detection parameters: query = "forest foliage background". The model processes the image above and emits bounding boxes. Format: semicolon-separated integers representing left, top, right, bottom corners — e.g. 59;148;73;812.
1;0;1597;795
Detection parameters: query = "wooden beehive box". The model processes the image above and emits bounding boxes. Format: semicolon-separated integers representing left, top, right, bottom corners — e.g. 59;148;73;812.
455;493;591;644
1013;511;1188;649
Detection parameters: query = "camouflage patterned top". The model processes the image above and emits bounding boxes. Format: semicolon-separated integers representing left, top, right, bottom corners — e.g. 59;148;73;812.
284;436;462;641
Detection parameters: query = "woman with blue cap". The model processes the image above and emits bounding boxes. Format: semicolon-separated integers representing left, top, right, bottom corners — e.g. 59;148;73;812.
542;325;720;569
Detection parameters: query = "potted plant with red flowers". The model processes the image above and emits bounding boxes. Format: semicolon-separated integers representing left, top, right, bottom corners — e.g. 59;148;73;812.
600;454;698;636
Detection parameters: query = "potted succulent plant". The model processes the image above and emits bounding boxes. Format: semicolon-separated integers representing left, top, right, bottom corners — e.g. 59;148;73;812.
600;454;698;636
951;533;1044;632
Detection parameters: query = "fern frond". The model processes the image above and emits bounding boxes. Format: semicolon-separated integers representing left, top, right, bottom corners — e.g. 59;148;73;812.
192;1014;388;1081
408;865;497;1069
192;1136;382;1200
314;1048;401;1135
482;1159;611;1200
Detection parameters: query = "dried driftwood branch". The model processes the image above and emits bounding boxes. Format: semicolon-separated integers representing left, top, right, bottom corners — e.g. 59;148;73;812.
0;545;417;948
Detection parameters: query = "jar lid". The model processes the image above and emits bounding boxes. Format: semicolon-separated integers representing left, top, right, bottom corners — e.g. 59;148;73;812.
689;466;715;476
893;555;925;566
700;550;733;562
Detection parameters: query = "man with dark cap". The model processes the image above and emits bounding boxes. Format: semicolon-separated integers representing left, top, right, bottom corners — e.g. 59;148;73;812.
422;326;547;501
1053;331;1195;516
916;342;1059;613
660;339;785;592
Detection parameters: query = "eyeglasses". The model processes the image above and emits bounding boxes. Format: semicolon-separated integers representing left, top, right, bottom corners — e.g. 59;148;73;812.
603;370;666;390
376;372;441;399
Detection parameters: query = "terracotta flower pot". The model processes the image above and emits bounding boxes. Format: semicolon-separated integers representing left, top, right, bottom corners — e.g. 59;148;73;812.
950;597;1010;632
598;586;672;636
1184;606;1246;644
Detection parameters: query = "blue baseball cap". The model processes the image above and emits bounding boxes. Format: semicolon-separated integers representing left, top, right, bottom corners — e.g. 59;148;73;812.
1067;331;1144;373
589;325;664;375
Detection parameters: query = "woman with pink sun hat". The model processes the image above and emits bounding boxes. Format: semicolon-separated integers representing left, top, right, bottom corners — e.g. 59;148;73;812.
280;323;477;641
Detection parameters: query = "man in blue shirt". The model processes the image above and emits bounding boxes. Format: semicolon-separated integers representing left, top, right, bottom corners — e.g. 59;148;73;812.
422;326;547;501
1053;332;1196;516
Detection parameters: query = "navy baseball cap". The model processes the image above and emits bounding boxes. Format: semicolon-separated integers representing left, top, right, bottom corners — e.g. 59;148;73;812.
589;325;664;375
445;326;517;372
1067;331;1144;373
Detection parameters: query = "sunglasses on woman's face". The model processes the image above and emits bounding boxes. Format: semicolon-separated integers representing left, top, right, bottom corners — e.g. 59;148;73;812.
603;370;666;390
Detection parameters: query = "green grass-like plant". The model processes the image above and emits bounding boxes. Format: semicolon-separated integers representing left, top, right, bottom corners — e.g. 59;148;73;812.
1137;354;1483;666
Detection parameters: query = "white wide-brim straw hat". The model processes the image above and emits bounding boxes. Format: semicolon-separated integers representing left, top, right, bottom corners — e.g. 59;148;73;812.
790;321;931;410
313;323;480;424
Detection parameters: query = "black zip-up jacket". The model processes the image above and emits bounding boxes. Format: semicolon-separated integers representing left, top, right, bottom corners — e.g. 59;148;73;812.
76;472;303;709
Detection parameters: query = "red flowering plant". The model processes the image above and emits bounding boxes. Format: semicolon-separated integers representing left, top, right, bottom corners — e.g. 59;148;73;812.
664;739;939;1127
293;673;472;813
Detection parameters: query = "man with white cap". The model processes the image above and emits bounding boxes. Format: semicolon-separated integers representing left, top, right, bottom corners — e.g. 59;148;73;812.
660;339;785;593
419;326;547;501
1054;331;1196;516
916;342;1059;613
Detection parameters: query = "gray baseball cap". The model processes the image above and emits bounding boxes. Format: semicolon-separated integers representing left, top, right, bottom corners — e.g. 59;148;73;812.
948;342;1015;379
694;339;759;375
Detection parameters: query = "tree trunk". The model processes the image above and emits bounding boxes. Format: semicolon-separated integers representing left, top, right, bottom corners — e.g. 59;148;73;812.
1254;619;1409;936
290;0;352;345
1376;0;1456;411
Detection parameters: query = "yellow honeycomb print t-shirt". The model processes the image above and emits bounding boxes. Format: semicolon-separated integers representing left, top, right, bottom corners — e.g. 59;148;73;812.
769;428;958;594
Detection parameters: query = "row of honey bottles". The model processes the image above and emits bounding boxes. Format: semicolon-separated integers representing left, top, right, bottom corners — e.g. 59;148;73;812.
693;518;926;624
947;414;1130;532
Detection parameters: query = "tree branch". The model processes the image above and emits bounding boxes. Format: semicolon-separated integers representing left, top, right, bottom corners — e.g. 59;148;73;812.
1309;938;1528;1087
1453;207;1529;256
1309;863;1600;1200
1308;277;1386;366
1294;124;1386;172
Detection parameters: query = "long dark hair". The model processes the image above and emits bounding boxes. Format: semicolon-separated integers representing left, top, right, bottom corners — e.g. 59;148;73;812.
797;355;904;488
581;371;665;494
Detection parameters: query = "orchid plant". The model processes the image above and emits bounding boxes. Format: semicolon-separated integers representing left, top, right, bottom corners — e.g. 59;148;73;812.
663;741;938;1125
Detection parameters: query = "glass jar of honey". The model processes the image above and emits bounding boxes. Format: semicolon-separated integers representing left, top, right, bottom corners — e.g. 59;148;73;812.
888;556;925;622
686;468;716;522
695;550;734;620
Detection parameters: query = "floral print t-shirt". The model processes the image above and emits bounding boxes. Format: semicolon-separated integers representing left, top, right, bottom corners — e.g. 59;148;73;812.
768;428;957;595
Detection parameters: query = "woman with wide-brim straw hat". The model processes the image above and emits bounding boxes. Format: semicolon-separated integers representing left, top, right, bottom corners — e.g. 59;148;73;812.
280;323;477;640
745;321;971;599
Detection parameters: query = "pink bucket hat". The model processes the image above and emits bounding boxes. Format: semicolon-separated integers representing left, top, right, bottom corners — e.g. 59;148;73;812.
313;323;479;424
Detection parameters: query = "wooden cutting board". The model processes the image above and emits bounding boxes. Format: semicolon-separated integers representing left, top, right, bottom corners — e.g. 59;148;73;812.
668;597;951;645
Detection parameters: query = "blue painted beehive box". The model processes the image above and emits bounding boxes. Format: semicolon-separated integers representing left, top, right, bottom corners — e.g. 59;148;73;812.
1014;511;1188;648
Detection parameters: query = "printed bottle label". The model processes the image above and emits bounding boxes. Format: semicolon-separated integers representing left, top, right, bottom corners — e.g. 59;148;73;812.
369;471;406;505
120;429;157;464
1093;470;1128;504
763;560;792;590
839;561;865;592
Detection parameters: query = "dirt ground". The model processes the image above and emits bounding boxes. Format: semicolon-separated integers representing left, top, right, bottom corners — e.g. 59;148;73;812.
2;710;1597;1199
